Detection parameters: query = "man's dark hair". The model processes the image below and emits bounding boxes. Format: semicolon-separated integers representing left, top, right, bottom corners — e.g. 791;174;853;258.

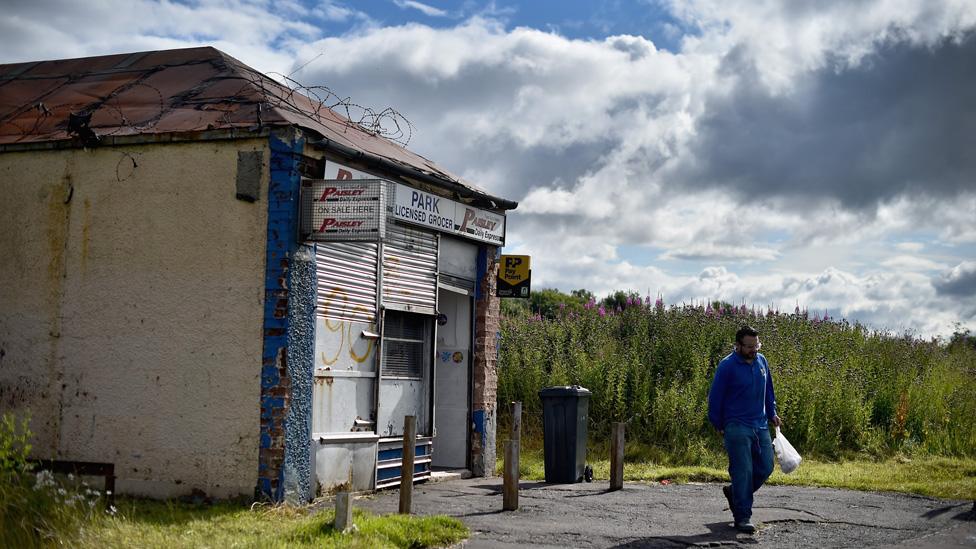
735;325;759;344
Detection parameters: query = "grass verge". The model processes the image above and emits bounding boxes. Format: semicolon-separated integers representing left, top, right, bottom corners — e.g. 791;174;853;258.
502;444;976;500
72;499;467;549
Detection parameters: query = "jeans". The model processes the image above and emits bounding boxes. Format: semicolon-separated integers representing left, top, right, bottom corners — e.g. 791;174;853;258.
723;422;774;523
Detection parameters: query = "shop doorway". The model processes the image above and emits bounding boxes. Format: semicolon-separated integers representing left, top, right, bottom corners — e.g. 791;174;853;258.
433;288;472;468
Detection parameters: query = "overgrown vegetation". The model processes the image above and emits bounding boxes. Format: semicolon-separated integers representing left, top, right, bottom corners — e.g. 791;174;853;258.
0;414;106;548
500;442;976;500
75;502;467;549
498;291;976;463
0;413;467;548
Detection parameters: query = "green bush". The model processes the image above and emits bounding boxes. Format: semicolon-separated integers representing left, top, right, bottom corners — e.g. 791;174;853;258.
498;299;976;462
0;413;105;548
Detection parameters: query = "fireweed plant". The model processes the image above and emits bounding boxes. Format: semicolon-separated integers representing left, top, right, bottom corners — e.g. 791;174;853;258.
0;413;111;548
498;297;976;463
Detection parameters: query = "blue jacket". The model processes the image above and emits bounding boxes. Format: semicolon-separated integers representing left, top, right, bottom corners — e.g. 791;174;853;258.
708;351;778;430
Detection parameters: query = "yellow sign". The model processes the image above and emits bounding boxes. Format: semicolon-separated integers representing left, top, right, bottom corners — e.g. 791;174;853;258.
498;255;531;298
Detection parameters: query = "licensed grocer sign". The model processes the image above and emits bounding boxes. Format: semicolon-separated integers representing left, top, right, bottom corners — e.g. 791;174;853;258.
321;160;506;245
392;183;506;245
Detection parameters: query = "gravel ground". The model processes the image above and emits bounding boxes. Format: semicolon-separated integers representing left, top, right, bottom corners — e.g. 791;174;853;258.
351;476;976;548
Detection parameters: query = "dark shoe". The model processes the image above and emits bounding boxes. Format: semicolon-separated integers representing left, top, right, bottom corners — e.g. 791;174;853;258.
722;485;735;515
734;521;756;534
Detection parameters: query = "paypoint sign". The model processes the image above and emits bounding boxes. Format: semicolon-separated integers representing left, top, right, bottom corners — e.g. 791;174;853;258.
497;255;531;298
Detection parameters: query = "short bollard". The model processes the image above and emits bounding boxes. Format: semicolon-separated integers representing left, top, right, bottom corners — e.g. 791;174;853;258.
610;422;625;491
334;491;353;533
503;440;519;510
503;401;522;511
399;415;416;514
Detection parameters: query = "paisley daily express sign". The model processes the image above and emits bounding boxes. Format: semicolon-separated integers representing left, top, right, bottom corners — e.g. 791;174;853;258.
391;183;505;245
321;160;506;245
300;178;385;241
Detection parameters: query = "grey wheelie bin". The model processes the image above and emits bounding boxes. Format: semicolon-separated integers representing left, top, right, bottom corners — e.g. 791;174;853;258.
539;385;591;483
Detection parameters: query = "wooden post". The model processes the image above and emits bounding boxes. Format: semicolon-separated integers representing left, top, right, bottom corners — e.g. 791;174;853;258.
503;441;518;510
511;401;522;444
334;491;353;532
610;422;625;491
503;401;522;511
399;415;416;514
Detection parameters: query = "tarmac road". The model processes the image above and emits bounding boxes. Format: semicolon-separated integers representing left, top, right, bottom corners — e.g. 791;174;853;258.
353;476;976;548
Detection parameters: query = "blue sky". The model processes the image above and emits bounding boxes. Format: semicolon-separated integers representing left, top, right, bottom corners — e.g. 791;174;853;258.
305;0;689;48
2;0;975;338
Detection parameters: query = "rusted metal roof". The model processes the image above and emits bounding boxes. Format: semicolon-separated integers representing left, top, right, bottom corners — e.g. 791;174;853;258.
0;46;516;209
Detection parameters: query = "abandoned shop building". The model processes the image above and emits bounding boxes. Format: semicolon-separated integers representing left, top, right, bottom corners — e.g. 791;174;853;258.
0;46;518;501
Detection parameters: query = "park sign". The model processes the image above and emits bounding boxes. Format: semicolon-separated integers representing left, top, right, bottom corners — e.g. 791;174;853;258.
322;160;507;246
497;255;531;298
391;183;506;245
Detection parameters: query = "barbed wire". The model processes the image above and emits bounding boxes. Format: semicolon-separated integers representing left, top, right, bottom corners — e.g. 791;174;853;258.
0;58;414;147
254;70;414;146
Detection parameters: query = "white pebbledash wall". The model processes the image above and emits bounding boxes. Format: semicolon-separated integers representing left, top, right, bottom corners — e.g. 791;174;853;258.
0;138;269;498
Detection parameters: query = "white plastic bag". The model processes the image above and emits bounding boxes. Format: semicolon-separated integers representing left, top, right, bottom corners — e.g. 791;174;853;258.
773;426;802;474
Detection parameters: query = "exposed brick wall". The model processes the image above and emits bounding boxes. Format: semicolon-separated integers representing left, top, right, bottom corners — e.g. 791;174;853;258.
471;246;500;476
257;130;304;501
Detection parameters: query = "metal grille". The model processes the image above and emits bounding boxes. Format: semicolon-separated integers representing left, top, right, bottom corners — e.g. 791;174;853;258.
315;242;379;323
382;223;438;314
382;310;429;379
438;273;475;293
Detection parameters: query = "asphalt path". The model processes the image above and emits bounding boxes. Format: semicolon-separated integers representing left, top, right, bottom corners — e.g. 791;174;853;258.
353;476;976;548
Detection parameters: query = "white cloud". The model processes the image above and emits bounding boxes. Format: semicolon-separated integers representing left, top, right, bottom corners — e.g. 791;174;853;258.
661;244;779;262
936;194;976;243
0;0;313;71
934;261;976;297
895;241;925;252
670;0;976;92
3;0;975;337
880;256;947;272
394;0;448;18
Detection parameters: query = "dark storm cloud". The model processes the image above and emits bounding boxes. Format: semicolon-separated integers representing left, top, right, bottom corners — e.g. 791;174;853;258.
677;33;976;209
460;136;620;199
933;262;976;297
296;41;629;201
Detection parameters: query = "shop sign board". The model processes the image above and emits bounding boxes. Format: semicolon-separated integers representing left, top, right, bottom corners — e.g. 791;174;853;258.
322;160;507;246
324;161;375;181
497;255;531;298
300;178;385;240
392;183;506;245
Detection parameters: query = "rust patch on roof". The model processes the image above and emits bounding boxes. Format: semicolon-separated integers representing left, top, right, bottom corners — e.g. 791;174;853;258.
0;46;516;209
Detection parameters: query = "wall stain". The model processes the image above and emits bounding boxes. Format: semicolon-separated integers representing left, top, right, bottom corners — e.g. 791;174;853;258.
81;197;91;273
40;155;75;456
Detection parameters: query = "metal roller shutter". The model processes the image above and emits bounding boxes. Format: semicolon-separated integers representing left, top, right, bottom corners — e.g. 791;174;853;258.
382;223;438;315
315;242;379;323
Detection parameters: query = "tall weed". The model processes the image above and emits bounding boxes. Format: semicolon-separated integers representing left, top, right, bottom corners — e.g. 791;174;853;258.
498;300;976;461
0;413;105;548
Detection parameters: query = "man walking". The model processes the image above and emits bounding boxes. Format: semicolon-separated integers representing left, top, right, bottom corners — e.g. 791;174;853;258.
708;325;782;534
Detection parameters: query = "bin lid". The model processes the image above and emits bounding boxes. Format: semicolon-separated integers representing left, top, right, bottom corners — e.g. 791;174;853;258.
539;385;591;397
